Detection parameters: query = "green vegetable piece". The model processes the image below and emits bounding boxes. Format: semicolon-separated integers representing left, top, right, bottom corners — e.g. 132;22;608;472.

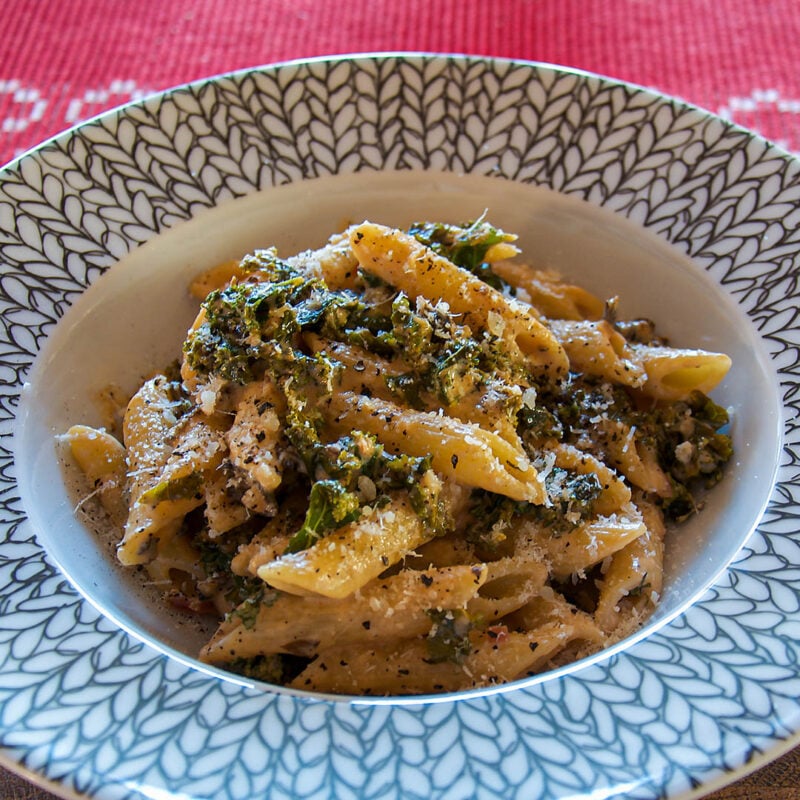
385;372;427;409
408;216;514;290
532;467;603;535
517;404;564;443
426;608;473;664
432;340;480;405
138;472;203;507
382;293;432;367
238;248;300;281
285;480;362;554
183;262;364;384
228;654;286;683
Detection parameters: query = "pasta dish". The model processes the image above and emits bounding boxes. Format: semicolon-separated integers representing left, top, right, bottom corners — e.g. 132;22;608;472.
63;218;733;695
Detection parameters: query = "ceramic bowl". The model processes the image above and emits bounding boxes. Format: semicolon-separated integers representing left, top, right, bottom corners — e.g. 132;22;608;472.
3;55;797;800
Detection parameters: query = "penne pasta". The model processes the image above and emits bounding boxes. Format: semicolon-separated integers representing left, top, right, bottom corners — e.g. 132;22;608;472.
547;444;631;515
594;496;666;633
200;563;487;662
527;501;647;581
120;409;226;566
307;333;522;443
548;319;646;388
62;424;128;521
630;344;732;401
289;619;598;695
491;261;605;321
603;428;672;497
256;492;438;598
349;222;569;378
322;391;546;504
189;259;246;299
225;378;287;496
289;229;362;290
62;216;733;696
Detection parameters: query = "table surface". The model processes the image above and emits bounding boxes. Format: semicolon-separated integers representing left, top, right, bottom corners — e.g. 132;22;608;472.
2;1;799;798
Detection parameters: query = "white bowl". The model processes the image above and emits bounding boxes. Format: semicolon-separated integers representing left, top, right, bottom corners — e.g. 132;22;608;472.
3;55;796;800
15;168;781;674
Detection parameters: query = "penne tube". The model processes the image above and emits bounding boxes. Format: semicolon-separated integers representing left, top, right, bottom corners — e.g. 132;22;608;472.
594;497;665;632
630;343;732;401
548;444;631;515
289;620;595;695
401;535;477;569
446;388;522;445
491;261;605;321
118;377;184;564
224;378;287;495
189;259;246;299
529;501;647;581
289;229;362;290
203;468;251;538
62;424;128;521
200;563;487;663
349;222;568;377
466;557;549;624
256;493;436;598
230;505;305;577
322;391;546;504
144;529;207;588
120;399;225;565
548;319;646;387
603;428;672;497
306;333;522;443
505;584;600;633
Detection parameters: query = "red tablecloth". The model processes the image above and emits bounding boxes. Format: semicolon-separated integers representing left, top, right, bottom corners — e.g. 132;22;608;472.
2;1;800;798
2;0;800;167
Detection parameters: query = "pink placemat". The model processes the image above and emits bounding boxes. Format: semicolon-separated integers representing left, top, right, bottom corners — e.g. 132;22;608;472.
1;0;800;166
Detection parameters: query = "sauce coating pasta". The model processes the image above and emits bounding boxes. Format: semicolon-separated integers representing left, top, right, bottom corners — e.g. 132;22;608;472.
63;217;733;695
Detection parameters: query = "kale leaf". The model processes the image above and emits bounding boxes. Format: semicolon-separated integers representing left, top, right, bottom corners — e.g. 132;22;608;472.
284;479;362;554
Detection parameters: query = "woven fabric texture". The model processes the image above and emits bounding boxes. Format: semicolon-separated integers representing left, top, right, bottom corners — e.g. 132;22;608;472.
1;0;800;165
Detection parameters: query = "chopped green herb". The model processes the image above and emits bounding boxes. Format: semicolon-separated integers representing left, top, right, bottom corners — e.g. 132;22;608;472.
227;654;287;683
284;480;362;554
408;216;515;291
138;472;203;506
426;608;473;664
517;404;563;444
532;467;603;535
183;266;371;385
464;491;531;550
229;590;265;630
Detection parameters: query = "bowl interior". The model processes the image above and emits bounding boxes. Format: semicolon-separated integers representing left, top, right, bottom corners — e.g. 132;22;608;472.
14;169;782;698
